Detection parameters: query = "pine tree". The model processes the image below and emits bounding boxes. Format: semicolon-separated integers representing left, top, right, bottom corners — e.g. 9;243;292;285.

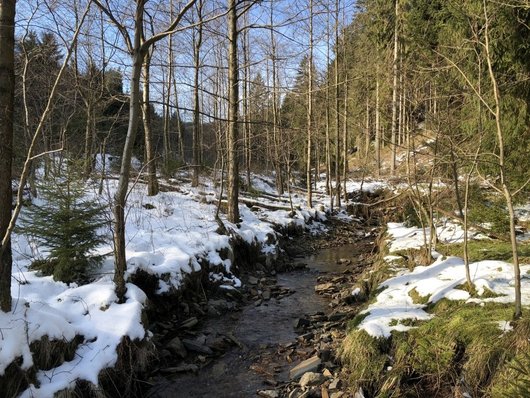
18;166;107;284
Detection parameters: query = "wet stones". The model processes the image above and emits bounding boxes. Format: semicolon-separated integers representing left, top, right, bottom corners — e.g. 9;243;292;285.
289;356;322;380
257;390;280;398
299;372;326;388
182;337;214;356
166;336;187;359
314;283;335;294
245;274;294;305
179;317;198;329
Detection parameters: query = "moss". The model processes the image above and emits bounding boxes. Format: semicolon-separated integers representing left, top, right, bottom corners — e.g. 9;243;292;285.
408;287;431;305
437;240;530;263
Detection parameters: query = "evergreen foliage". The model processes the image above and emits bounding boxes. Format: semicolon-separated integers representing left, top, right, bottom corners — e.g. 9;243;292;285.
18;166;107;284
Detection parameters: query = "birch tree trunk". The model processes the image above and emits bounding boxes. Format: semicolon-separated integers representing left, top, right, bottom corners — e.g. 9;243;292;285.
142;49;159;196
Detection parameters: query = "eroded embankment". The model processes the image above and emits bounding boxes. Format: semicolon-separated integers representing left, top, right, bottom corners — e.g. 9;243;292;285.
141;194;387;398
2;189;388;398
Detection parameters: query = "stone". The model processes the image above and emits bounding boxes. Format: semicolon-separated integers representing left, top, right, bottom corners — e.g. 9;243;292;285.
299;372;325;388
328;379;342;391
263;289;272;300
159;349;172;359
298;332;314;343
328;312;346;322
182;338;213;355
205;336;228;351
248;276;259;285
318;349;331;362
160;363;199;373
322;368;333;378
289;356;321;380
293;318;310;329
167;336;187;358
315;283;334;293
330;392;344;398
180;317;198;329
257;390;279;398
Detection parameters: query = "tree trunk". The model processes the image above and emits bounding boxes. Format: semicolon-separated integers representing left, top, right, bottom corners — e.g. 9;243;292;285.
163;8;174;175
113;5;145;302
365;94;370;158
270;6;283;196
483;2;521;318
227;0;240;223
342;74;348;203
306;0;314;208
334;0;341;208
191;0;203;187
83;103;96;178
242;14;251;189
325;8;331;204
0;0;15;312
375;72;381;176
390;0;399;175
142;50;159;196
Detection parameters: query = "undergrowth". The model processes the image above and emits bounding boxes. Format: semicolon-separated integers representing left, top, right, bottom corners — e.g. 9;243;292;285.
341;228;530;397
437;240;530;264
341;297;530;397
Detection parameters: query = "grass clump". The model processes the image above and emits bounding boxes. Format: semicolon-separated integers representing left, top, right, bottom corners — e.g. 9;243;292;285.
488;318;530;397
437;240;530;264
340;299;528;397
395;302;515;396
339;329;389;394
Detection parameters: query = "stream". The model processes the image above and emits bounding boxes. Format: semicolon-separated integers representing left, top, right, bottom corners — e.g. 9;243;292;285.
145;242;367;398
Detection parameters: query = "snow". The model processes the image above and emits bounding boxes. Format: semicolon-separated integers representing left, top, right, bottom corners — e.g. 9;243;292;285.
2;172;380;396
357;221;529;338
386;220;486;253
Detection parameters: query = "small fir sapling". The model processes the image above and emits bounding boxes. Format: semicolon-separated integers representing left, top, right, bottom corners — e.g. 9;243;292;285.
18;166;107;284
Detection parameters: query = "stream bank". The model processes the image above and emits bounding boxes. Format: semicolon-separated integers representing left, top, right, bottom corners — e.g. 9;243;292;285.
142;209;382;398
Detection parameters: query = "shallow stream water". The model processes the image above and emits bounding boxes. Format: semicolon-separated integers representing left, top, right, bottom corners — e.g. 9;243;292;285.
146;243;362;398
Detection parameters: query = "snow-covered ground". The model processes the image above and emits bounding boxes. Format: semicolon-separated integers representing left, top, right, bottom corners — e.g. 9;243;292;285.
2;173;384;397
357;221;530;338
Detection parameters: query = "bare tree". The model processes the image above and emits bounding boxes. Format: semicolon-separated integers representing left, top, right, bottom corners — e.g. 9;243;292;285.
0;0;15;312
226;0;240;223
306;0;314;208
141;45;159;196
192;0;203;187
93;0;197;301
390;0;400;174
